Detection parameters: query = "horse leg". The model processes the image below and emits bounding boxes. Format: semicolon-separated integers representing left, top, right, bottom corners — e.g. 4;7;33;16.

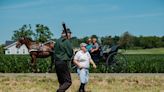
48;54;55;73
31;55;37;73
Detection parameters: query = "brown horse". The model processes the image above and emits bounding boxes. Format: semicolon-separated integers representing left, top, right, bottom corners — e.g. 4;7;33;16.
16;37;55;72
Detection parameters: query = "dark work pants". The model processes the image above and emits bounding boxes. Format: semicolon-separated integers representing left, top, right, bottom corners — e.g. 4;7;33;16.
91;54;100;65
55;60;72;92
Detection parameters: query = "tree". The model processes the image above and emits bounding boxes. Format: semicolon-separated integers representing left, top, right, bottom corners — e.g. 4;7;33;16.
81;36;89;43
12;24;54;43
139;36;162;48
70;36;80;47
161;36;164;42
101;36;113;46
112;36;120;45
91;35;98;40
0;44;5;54
118;31;133;49
161;36;164;47
12;24;34;41
34;24;53;43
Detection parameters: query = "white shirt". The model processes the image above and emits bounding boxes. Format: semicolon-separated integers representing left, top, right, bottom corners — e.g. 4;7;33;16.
74;50;91;68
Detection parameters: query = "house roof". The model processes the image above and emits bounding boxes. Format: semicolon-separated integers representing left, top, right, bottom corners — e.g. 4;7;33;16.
4;41;16;49
4;40;55;49
5;41;15;46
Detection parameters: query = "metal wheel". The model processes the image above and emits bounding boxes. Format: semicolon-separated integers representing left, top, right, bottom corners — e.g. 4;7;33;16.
106;52;127;72
69;54;77;73
70;61;77;73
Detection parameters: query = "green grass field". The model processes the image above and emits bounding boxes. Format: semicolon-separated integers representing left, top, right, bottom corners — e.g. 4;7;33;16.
0;73;163;92
121;48;164;54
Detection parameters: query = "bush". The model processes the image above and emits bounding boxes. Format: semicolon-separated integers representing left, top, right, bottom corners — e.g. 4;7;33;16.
0;55;53;73
92;54;164;73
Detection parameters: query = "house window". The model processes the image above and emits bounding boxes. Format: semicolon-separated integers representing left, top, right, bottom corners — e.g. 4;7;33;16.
17;49;19;54
7;50;10;54
23;49;25;54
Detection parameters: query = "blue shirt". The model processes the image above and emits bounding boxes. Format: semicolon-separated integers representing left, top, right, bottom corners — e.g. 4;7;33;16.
86;44;92;52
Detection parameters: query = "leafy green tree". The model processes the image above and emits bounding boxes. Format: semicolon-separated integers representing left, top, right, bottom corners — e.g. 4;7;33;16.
70;36;80;47
34;24;53;43
0;44;5;54
91;35;98;39
139;36;162;48
12;24;34;41
118;31;133;49
81;36;89;43
132;36;140;47
161;36;164;47
161;36;164;42
101;36;113;46
112;36;120;45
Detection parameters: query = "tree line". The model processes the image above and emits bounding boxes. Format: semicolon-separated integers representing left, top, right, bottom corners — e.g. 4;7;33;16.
0;24;164;54
71;32;164;49
12;24;53;43
102;32;164;49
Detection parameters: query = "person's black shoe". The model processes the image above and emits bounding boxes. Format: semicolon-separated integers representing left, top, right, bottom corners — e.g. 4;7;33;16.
79;83;86;92
79;89;83;92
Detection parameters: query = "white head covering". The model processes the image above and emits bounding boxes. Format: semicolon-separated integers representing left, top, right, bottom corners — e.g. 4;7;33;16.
80;43;87;47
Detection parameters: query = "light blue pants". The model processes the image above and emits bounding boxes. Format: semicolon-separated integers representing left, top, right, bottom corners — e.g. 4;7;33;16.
77;68;89;84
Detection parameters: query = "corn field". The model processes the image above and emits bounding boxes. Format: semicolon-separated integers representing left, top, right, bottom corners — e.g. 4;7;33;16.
0;54;164;73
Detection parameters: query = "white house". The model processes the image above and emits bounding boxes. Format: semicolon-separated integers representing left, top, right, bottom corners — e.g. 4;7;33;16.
4;41;29;55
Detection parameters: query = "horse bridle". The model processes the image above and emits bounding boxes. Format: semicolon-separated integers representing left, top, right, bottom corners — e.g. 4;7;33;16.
16;38;24;48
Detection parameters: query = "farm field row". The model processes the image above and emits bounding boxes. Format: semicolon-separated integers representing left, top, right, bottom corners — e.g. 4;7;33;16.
0;73;163;92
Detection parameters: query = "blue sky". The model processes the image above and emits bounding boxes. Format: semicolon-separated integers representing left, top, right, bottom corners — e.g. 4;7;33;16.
0;0;164;44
